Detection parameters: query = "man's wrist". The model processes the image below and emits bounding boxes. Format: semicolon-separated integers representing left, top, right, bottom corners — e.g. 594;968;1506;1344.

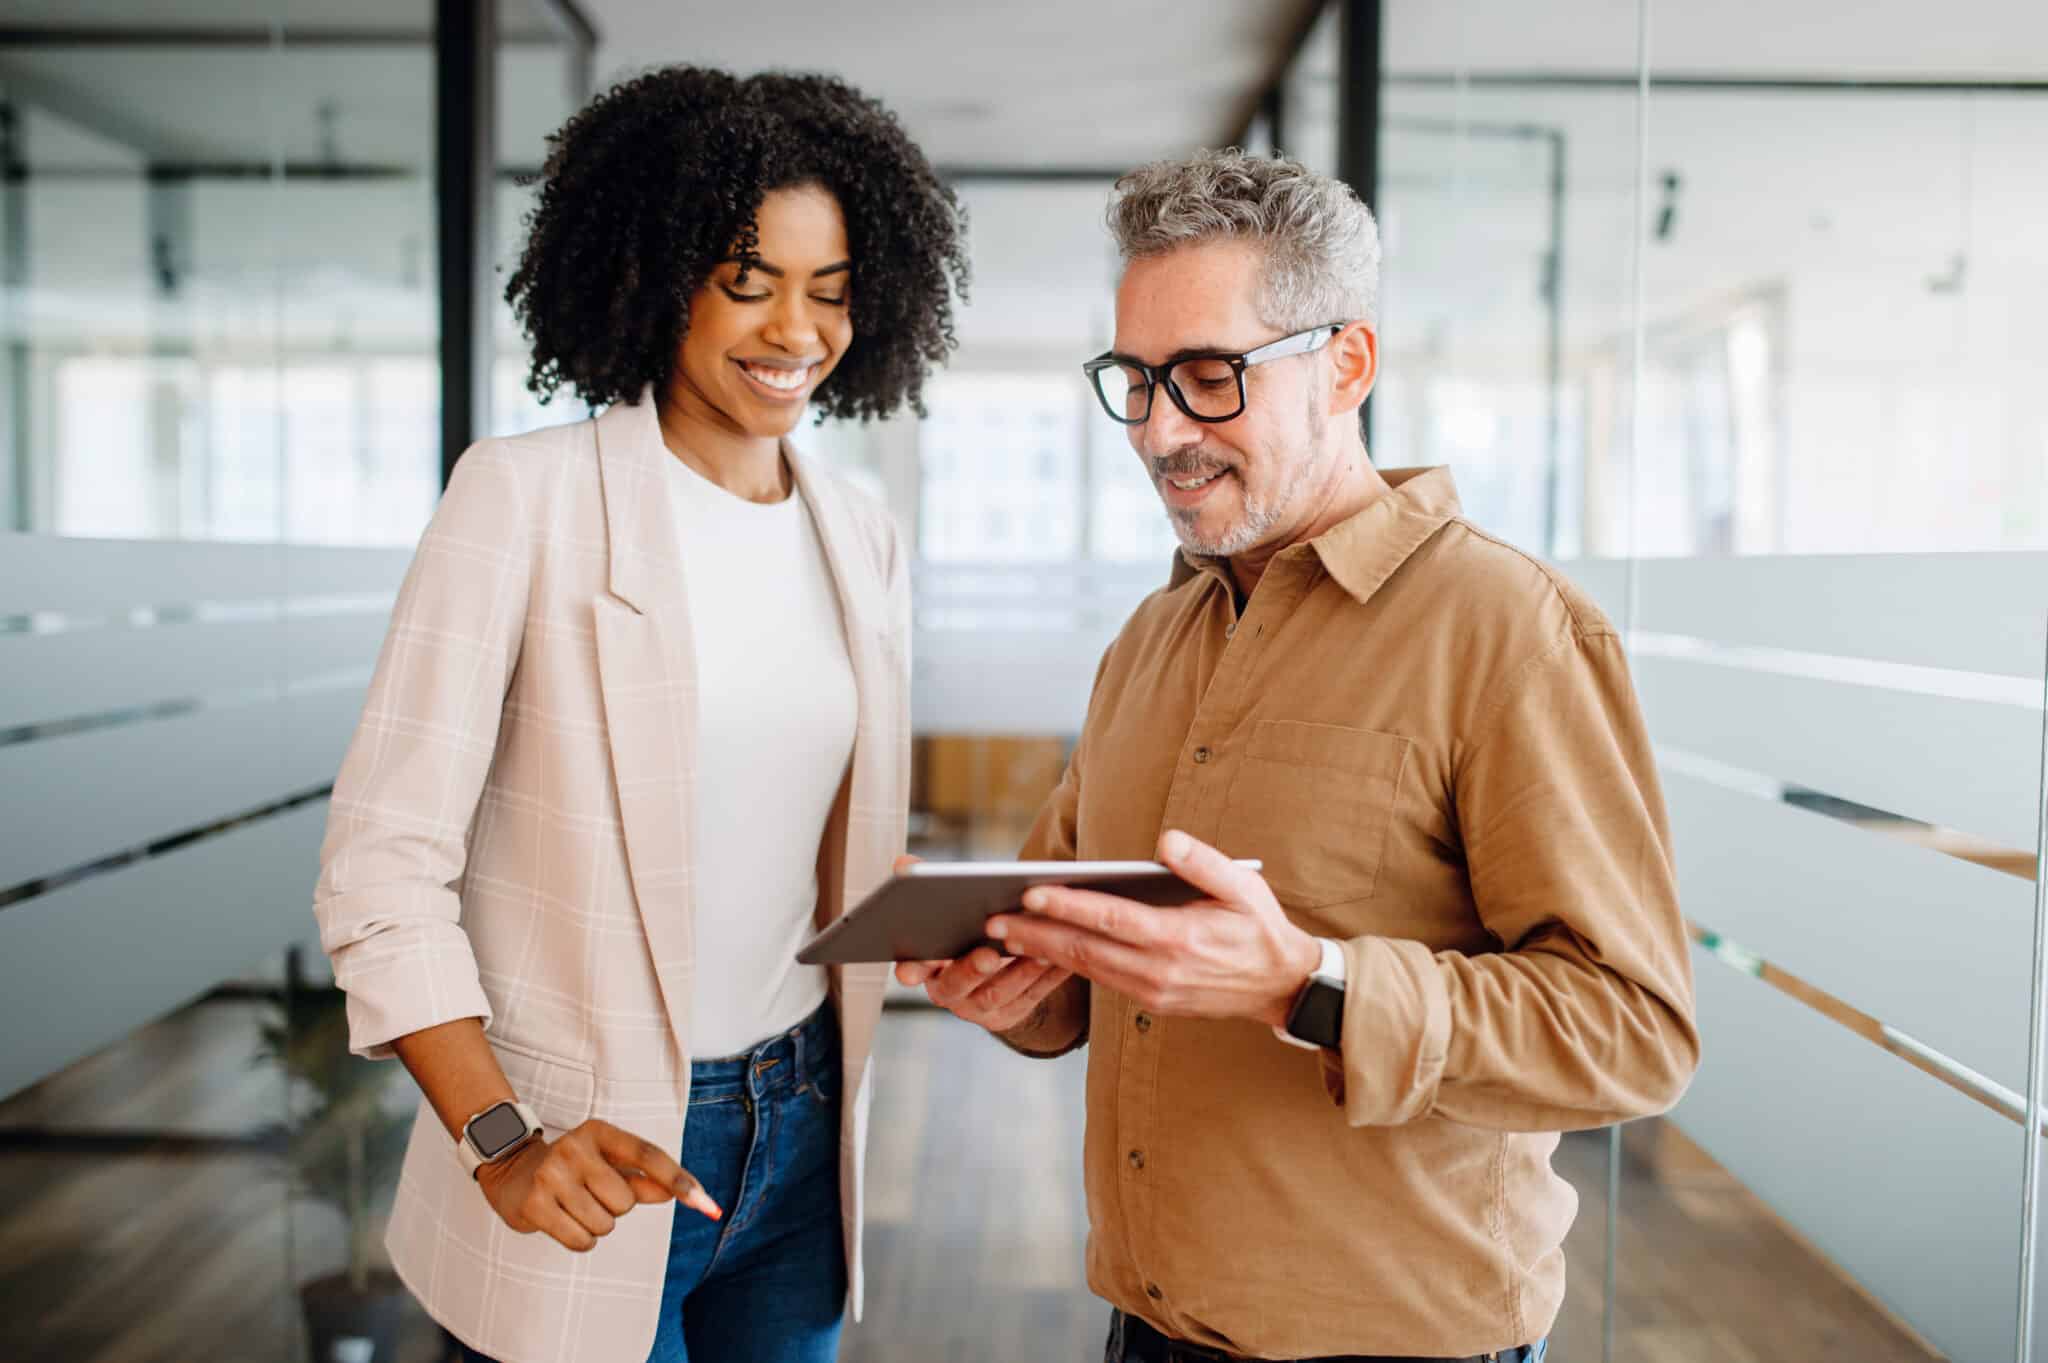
1274;937;1347;1050
1264;928;1326;1029
996;995;1086;1058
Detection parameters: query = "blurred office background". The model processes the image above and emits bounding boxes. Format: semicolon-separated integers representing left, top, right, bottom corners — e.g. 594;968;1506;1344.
1;1;2044;1360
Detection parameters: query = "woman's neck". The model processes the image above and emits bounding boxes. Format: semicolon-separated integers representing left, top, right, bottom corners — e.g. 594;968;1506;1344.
655;383;791;503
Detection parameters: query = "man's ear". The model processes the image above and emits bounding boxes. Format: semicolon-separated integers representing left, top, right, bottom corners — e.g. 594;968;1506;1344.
1328;322;1378;416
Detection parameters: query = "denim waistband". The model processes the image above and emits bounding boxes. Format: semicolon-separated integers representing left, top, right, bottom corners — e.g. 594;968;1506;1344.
687;1001;839;1102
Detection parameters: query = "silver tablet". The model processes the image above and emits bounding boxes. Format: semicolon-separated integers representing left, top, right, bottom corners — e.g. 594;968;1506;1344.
794;859;1262;966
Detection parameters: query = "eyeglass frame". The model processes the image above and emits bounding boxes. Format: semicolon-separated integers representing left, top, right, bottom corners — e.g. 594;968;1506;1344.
1082;322;1348;426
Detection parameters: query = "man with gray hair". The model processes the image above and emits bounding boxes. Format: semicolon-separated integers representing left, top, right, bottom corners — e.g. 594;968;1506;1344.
900;149;1698;1363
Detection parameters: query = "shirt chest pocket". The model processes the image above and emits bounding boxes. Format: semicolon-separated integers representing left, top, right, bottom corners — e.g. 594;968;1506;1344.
1218;721;1411;912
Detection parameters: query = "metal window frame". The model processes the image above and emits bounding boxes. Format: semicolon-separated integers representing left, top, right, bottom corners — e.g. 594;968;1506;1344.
1224;2;1381;444
434;0;497;485
435;0;598;484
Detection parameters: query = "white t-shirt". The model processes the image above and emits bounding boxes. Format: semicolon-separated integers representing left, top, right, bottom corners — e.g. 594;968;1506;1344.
662;453;856;1059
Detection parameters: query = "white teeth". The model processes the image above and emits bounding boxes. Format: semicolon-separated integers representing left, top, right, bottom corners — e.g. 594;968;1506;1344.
741;362;813;391
1171;472;1222;491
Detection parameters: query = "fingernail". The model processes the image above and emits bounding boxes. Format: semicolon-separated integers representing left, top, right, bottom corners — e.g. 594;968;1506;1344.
1163;830;1191;860
987;917;1009;939
977;954;1000;975
1022;889;1047;911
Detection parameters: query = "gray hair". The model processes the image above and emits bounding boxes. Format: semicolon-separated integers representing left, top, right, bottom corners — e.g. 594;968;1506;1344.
1105;147;1380;330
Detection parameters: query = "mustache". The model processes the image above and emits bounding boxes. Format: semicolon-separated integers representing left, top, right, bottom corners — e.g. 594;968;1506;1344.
1149;448;1235;481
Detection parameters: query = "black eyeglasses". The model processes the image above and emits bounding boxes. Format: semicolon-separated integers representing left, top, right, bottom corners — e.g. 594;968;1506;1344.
1082;323;1345;426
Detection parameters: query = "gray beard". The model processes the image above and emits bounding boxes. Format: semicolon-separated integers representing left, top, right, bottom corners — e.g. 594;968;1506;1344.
1167;394;1328;558
1170;488;1282;557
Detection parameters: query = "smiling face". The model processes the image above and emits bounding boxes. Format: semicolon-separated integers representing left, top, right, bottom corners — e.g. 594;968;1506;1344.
1112;240;1333;558
670;182;854;441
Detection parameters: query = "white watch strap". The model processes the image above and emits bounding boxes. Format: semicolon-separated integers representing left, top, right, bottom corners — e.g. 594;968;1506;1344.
1315;935;1347;986
1273;938;1347;1050
456;1099;541;1176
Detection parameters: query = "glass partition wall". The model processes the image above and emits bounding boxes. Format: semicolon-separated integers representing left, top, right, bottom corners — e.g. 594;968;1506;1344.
1367;2;2048;1359
0;5;585;1361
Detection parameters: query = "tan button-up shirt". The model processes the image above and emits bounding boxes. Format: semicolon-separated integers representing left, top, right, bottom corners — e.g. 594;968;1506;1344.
1019;467;1699;1359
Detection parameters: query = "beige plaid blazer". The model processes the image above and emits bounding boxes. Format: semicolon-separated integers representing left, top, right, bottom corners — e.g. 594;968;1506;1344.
313;393;907;1363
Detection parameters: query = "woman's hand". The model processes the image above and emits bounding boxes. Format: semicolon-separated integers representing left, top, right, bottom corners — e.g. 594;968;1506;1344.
475;1119;720;1252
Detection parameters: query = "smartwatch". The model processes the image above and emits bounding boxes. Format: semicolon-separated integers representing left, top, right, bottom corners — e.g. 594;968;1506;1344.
1278;937;1347;1051
457;1099;542;1178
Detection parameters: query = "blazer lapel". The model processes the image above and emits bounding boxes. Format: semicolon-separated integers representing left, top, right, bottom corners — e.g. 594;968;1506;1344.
592;394;700;1072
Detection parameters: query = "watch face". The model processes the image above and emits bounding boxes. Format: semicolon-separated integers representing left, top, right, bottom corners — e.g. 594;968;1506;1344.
468;1102;531;1159
1289;980;1345;1050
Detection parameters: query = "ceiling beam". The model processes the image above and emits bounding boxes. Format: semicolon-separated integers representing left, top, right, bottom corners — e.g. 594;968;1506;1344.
938;166;1124;185
1228;0;1331;149
1383;70;2048;93
0;26;564;47
530;0;596;104
0;55;208;161
530;0;596;54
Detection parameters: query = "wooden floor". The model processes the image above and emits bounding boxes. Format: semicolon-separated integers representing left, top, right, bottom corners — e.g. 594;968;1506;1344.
0;996;1941;1363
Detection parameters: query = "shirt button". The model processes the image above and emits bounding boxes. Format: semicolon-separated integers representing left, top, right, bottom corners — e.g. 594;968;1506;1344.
1134;1012;1153;1033
1128;1148;1146;1171
1224;620;1237;638
1192;746;1211;764
1146;1282;1164;1301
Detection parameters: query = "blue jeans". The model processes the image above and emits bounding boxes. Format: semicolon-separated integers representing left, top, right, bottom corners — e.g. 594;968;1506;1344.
461;1002;846;1363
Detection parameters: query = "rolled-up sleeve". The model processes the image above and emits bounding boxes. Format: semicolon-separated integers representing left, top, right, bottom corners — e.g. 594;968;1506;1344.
313;441;531;1058
1326;626;1700;1130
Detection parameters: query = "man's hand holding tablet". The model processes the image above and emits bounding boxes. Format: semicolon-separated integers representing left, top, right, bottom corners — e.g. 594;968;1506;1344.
892;856;1076;1036
880;834;1293;1040
893;831;1322;1044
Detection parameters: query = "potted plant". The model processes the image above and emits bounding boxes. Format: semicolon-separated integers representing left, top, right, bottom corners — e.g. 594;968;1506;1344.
261;984;415;1363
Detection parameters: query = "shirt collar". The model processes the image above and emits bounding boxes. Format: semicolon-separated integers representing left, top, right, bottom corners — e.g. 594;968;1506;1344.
1167;466;1464;606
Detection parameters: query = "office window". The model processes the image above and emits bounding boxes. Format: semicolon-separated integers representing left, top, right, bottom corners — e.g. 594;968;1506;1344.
918;373;1081;563
1086;399;1181;565
2;23;442;547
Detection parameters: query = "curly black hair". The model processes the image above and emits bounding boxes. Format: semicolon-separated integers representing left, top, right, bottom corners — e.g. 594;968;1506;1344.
506;66;969;421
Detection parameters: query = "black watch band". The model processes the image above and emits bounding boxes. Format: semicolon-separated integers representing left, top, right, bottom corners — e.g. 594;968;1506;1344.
1284;974;1345;1049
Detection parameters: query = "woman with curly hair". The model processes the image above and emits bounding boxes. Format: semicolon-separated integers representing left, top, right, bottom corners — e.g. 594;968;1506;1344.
313;66;967;1363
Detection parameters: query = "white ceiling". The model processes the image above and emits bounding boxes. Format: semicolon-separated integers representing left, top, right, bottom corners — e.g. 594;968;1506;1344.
15;0;2042;78
582;0;1316;169
3;0;2043;367
0;0;1319;170
5;0;2040;172
0;0;1317;359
